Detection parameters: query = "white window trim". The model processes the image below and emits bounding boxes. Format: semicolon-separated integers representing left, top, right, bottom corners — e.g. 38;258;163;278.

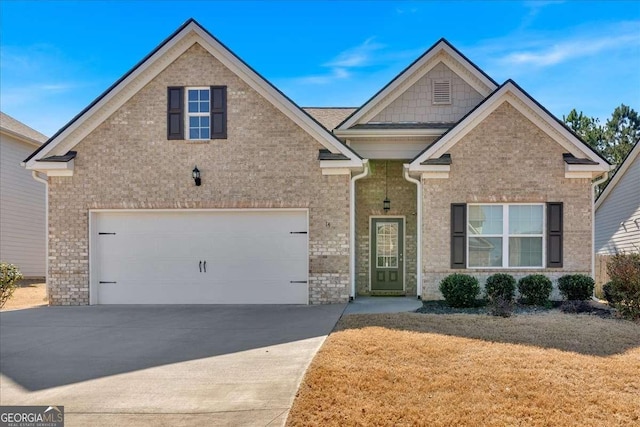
186;86;211;141
467;203;546;269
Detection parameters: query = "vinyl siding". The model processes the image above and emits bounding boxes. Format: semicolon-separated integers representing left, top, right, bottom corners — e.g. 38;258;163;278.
595;154;640;255
0;134;46;277
370;62;484;124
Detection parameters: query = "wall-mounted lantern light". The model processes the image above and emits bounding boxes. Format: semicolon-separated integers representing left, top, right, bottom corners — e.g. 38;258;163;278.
192;166;201;186
383;160;390;212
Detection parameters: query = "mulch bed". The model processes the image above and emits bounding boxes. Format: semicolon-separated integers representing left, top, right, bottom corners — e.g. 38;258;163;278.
416;299;615;319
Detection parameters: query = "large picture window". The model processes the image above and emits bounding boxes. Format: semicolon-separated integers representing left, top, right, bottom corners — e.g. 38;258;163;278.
468;204;544;268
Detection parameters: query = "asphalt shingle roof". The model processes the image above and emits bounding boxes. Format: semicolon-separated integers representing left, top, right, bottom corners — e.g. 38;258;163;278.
0;112;47;144
303;108;357;131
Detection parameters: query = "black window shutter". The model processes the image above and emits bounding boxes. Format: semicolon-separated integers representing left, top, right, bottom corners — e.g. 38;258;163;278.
547;202;563;268
167;87;183;140
210;86;227;139
451;203;467;269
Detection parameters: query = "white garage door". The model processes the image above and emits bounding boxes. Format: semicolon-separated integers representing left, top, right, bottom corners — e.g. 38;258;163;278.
90;210;308;304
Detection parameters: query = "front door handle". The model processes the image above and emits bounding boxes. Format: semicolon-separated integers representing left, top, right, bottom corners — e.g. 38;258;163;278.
203;261;207;273
199;261;202;273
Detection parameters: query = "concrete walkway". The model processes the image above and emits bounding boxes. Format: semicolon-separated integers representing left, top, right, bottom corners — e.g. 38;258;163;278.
343;296;423;314
0;304;346;426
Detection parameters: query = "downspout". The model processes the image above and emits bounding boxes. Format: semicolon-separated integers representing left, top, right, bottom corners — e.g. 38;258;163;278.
591;171;608;294
404;165;422;299
350;160;369;300
31;171;49;300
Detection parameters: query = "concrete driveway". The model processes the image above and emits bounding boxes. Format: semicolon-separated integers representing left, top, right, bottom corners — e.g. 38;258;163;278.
0;304;346;426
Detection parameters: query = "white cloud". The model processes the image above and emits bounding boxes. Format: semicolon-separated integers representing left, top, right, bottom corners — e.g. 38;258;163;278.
324;38;386;68
519;1;565;30
296;68;351;85
395;7;418;15
0;83;76;108
500;32;640;67
292;38;387;85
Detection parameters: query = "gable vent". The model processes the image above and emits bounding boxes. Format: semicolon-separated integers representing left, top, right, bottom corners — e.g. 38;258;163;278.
432;80;452;105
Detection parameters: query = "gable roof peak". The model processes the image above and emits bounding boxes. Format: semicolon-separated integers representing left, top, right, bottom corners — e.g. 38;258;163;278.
408;76;611;171
335;37;499;130
24;19;362;168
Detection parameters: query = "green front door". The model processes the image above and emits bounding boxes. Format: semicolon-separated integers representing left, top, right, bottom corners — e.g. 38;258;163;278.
371;218;404;291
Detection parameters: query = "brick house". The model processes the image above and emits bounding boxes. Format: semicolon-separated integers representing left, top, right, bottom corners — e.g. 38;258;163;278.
24;19;611;305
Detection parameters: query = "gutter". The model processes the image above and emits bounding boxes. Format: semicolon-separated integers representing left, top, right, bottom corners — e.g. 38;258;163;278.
404;166;422;299
31;171;49;301
591;172;608;293
350;160;369;300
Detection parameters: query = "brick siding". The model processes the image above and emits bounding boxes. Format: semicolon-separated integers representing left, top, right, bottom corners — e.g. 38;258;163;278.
421;102;592;299
47;43;350;305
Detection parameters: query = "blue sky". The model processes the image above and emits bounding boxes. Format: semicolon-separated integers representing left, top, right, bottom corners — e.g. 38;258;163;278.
1;0;639;136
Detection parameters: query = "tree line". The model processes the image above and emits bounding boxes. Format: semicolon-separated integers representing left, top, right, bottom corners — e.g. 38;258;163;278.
563;104;639;193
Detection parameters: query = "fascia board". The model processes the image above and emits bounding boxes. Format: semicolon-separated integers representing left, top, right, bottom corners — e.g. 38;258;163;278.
334;128;446;138
595;142;640;210
565;163;610;173
319;159;364;169
0;128;44;147
410;164;451;173
27;159;75;175
24;30;190;168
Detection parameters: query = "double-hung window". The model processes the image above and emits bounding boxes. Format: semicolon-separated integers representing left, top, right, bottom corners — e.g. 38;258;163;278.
187;88;210;140
468;204;544;268
167;86;227;140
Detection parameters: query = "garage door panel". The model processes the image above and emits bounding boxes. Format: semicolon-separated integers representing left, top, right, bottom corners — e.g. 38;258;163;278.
99;279;308;304
92;210;308;304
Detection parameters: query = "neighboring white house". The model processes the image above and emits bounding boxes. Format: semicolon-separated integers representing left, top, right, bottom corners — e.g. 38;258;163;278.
0;112;47;279
595;141;640;256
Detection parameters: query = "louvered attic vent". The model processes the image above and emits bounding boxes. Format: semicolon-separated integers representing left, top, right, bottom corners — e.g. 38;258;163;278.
432;79;452;105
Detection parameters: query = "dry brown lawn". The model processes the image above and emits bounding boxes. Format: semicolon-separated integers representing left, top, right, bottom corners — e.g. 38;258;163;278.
1;283;47;311
287;312;640;426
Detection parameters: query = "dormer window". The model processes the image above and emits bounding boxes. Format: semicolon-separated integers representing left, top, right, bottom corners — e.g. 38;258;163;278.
432;79;452;105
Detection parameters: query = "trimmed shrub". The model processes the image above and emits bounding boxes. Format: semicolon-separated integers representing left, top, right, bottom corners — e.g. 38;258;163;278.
485;274;516;301
485;274;516;317
0;262;23;308
604;254;640;321
439;274;480;308
517;274;552;306
558;274;595;301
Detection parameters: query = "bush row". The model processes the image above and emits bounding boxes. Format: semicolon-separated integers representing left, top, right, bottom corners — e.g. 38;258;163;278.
438;273;595;314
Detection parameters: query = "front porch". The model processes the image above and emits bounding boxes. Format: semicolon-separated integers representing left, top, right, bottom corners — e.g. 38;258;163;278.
355;160;418;297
